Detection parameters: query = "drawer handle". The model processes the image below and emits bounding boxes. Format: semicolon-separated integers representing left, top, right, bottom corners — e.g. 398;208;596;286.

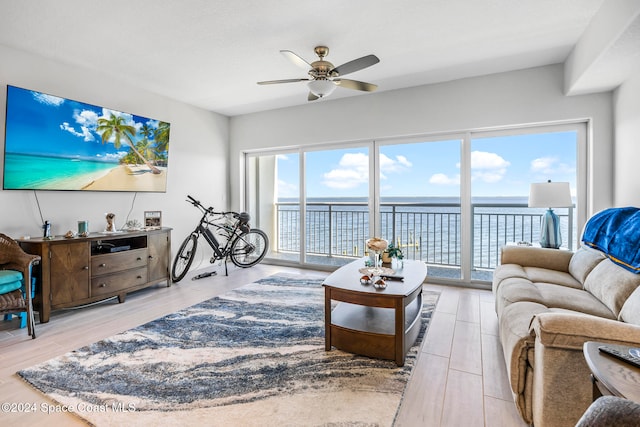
137;275;142;279
148;255;154;260
99;283;107;288
136;257;142;261
99;263;106;267
83;266;89;270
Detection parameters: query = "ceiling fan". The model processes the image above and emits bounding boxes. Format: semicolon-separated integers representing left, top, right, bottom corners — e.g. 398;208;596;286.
257;46;380;101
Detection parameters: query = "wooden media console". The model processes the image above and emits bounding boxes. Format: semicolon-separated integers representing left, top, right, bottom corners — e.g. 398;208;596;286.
18;228;171;323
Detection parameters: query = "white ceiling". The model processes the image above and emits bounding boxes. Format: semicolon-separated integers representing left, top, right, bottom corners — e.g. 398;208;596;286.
0;0;616;116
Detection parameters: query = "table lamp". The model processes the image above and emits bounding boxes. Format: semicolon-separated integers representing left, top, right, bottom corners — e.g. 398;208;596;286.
528;180;572;249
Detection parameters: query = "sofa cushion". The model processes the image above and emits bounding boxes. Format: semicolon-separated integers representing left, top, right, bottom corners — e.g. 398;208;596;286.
584;259;640;317
493;264;529;289
523;266;582;289
619;286;640;325
496;278;616;319
568;247;606;285
0;269;23;286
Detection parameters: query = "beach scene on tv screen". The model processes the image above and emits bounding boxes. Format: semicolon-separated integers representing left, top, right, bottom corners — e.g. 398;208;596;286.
3;86;170;192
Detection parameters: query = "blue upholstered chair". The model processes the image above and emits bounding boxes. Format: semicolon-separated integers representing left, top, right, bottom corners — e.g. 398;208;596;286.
0;233;40;339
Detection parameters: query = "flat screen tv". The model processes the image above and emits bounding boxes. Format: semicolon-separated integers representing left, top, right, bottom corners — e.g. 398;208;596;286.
3;85;170;192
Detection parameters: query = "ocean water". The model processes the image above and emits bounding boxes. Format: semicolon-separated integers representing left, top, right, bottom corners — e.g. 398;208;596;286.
3;153;117;190
276;196;577;269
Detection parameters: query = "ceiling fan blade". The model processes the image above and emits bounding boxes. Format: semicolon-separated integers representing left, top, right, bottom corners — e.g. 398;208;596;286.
281;50;313;70
334;79;378;92
331;54;379;76
257;78;309;85
308;92;319;101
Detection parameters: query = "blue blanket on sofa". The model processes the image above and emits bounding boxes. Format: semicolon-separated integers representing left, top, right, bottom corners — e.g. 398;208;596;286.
582;207;640;273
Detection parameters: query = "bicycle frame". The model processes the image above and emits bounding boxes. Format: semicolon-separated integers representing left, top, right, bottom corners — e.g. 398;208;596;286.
188;197;250;275
172;195;267;282
199;224;224;258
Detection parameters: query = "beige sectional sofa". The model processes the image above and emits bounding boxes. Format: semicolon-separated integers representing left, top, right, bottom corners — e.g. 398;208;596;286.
493;244;640;426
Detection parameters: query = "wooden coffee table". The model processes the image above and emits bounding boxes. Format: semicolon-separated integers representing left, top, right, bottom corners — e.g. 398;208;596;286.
323;258;427;366
583;341;640;403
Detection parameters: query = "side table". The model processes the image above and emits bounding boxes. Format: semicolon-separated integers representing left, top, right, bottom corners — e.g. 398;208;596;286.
583;341;640;403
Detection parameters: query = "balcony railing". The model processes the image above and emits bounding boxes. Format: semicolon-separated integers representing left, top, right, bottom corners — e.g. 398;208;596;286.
275;201;575;272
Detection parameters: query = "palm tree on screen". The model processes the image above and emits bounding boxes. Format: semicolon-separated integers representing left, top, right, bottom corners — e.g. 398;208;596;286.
96;113;161;174
154;121;170;153
137;139;156;165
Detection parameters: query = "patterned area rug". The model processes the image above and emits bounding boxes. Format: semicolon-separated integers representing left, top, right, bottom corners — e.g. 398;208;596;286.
18;273;439;427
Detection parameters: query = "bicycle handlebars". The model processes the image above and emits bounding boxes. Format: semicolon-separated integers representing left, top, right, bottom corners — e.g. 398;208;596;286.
185;195;249;221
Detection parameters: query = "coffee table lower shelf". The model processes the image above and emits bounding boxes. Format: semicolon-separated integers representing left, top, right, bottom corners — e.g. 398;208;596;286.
326;291;422;366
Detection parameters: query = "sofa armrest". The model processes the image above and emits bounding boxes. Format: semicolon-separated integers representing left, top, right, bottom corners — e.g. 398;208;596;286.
531;312;640;350
500;245;573;272
529;312;640;426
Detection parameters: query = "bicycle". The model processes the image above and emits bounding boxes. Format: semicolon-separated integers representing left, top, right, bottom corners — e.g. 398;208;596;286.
171;195;269;282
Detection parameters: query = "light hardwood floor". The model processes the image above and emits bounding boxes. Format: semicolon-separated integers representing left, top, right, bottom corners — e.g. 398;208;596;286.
0;263;527;426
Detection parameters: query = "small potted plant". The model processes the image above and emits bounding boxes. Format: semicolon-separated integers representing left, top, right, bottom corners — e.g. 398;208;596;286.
384;242;403;266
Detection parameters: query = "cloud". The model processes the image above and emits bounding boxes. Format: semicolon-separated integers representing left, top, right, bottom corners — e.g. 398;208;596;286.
60;122;94;142
531;156;556;172
429;173;460;185
530;156;575;175
322;152;414;190
74;109;99;129
33;92;64;106
322;152;369;189
59;109;99;142
473;171;506;183
470;150;510;183
380;153;412;175
97;152;127;161
471;151;510;169
277;179;298;197
396;155;412;167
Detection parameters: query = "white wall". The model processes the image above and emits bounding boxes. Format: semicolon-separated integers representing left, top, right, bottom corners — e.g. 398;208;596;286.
613;72;640;206
230;64;613;216
0;45;229;257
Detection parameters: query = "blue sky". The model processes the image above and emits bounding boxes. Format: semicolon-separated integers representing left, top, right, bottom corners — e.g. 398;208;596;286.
5;86;163;162
277;131;577;199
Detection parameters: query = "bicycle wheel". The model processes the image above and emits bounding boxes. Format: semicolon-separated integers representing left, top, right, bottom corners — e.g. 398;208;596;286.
229;229;268;268
172;234;198;282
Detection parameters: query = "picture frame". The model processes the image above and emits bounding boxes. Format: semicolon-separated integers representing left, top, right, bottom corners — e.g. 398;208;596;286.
144;211;162;229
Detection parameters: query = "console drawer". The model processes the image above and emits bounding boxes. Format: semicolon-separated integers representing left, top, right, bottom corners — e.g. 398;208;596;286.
91;248;148;276
91;267;148;297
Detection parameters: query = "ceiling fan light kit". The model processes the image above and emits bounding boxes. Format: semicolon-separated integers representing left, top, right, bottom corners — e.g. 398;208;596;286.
258;45;380;101
307;79;336;98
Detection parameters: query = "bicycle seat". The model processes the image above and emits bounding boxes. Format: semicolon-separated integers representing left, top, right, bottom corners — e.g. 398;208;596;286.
238;212;251;224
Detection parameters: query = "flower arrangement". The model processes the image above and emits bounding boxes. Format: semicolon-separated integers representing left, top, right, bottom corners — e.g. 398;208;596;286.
366;237;388;275
366;237;388;253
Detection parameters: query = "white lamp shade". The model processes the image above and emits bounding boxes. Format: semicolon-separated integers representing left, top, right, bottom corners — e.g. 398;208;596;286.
308;79;336;98
528;181;572;208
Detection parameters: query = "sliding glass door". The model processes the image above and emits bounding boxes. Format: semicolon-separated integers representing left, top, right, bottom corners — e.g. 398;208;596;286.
245;121;586;284
245;150;301;264
378;138;463;280
304;146;370;266
469;126;581;280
